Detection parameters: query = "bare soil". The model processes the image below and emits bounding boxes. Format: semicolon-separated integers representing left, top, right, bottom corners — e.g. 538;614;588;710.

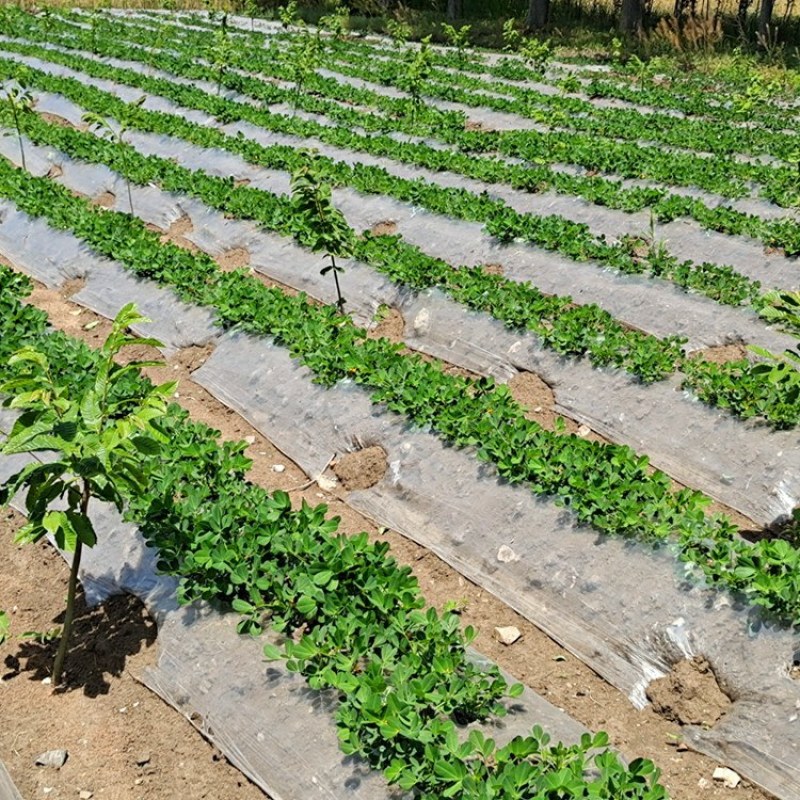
367;306;405;342
369;220;398;237
692;343;749;364
0;510;268;800
646;657;732;727
333;445;389;490
0;267;774;800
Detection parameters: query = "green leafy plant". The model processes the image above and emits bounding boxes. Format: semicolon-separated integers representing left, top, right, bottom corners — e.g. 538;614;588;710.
398;35;434;116
319;3;349;39
502;17;522;52
519;36;552;75
759;290;800;336
748;340;800;406
242;0;259;32
290;153;353;314
278;0;299;28
0;303;174;686
209;15;233;96
386;18;411;48
19;627;61;644
1;82;34;172
285;31;322;111
441;23;471;65
82;103;145;215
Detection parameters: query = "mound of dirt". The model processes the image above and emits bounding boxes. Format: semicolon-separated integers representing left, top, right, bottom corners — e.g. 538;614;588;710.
646;656;731;726
333;446;388;491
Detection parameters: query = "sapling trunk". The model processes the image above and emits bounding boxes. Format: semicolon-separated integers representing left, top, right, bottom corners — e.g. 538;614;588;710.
10;103;26;172
51;480;89;686
330;254;345;314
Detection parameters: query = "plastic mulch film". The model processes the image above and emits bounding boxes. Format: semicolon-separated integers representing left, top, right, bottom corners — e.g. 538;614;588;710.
6;75;795;353
0;202;219;357
5;45;799;293
2;136;800;526
192;331;800;800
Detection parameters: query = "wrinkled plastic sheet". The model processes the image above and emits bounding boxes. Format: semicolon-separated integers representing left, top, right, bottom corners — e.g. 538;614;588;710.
5;44;800;292
2;135;800;527
193;330;800;800
0;201;219;357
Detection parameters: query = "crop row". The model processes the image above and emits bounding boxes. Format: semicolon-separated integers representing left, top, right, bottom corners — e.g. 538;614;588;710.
0;264;670;799
9;11;800;256
5;55;800;430
122;9;800;164
0;37;788;318
48;8;800;208
2;157;799;625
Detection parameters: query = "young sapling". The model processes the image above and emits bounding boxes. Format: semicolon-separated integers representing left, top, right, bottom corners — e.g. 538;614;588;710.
0;303;175;686
290;153;354;315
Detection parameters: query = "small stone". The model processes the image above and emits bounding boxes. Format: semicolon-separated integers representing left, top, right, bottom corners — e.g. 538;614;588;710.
79;791;94;799
712;767;741;788
244;435;256;445
272;464;285;473
35;749;68;769
316;475;338;491
494;626;521;645
135;753;151;766
697;777;711;789
577;424;591;437
41;677;51;685
496;545;519;563
134;778;144;786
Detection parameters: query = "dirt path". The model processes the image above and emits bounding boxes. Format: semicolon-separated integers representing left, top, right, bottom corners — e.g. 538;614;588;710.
0;267;773;800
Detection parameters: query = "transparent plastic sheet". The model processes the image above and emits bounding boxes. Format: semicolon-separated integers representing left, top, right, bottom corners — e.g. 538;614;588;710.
5;48;800;292
0;202;219;357
399;289;800;526
193;331;800;800
2;137;800;525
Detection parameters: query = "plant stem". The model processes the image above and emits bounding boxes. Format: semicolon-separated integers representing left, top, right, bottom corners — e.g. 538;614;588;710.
51;537;82;686
11;105;26;171
51;480;89;686
331;254;345;314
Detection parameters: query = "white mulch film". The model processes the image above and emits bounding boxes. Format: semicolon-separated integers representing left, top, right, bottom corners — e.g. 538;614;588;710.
0;16;799;799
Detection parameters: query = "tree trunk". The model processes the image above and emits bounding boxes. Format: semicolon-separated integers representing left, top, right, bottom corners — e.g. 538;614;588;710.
446;0;463;21
758;0;776;37
737;0;753;30
620;0;643;32
526;0;550;29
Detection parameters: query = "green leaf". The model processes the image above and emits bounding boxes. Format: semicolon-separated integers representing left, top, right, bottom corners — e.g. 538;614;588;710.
80;389;103;429
262;642;284;661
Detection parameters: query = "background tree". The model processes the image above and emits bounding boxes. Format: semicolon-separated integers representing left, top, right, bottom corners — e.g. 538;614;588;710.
446;0;463;22
526;0;550;30
620;0;643;33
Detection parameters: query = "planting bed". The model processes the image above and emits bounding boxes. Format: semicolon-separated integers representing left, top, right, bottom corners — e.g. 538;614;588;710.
1;8;799;800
